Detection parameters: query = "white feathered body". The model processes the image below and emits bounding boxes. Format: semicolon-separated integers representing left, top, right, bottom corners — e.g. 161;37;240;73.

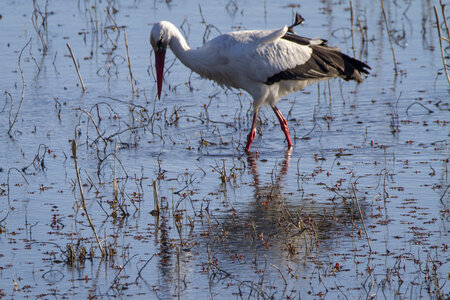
165;23;317;108
153;20;369;109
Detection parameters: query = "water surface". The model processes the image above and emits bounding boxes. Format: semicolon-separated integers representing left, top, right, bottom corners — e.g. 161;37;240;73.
0;0;448;299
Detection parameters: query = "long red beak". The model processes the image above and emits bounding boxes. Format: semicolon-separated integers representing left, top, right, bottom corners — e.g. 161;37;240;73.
155;49;166;99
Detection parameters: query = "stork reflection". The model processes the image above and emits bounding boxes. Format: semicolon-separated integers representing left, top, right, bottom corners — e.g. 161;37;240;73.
246;149;291;208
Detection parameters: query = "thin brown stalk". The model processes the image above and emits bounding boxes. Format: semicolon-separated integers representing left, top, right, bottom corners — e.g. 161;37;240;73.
440;0;449;42
327;80;332;106
73;107;108;145
124;30;135;94
352;183;372;252
32;0;48;53
380;0;398;75
270;264;287;287
350;0;356;58
66;43;86;92
135;254;154;281
434;6;450;85
112;142;118;218
440;184;450;205
8;38;31;137
7;168;29;209
153;180;160;215
71;140;105;257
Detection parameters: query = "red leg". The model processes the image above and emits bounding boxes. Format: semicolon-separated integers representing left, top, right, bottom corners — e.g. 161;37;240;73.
272;106;293;148
245;108;259;151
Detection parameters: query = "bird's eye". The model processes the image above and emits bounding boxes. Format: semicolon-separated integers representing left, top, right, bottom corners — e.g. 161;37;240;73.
156;40;164;51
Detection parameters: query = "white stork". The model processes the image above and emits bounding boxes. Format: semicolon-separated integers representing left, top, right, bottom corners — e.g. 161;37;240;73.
150;14;370;151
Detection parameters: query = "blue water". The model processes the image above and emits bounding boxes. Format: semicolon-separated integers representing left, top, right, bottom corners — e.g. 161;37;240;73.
0;0;448;299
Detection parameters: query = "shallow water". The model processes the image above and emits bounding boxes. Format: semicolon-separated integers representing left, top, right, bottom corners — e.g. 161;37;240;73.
0;0;449;299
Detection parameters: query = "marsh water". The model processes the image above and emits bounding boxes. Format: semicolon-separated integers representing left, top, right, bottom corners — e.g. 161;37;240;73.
0;0;449;299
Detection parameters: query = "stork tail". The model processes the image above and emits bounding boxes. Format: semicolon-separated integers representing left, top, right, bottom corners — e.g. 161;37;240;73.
287;13;305;34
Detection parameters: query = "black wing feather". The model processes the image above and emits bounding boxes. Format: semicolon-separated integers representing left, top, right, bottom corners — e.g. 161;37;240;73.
265;32;371;85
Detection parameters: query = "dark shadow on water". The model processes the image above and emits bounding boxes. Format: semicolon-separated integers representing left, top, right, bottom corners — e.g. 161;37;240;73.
190;150;368;270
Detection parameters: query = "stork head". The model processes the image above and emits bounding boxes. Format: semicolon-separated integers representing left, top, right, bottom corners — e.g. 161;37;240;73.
150;22;171;99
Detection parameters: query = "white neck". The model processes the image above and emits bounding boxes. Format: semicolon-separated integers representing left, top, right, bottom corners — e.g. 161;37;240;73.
165;23;212;77
165;25;195;68
167;27;190;60
161;22;234;87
